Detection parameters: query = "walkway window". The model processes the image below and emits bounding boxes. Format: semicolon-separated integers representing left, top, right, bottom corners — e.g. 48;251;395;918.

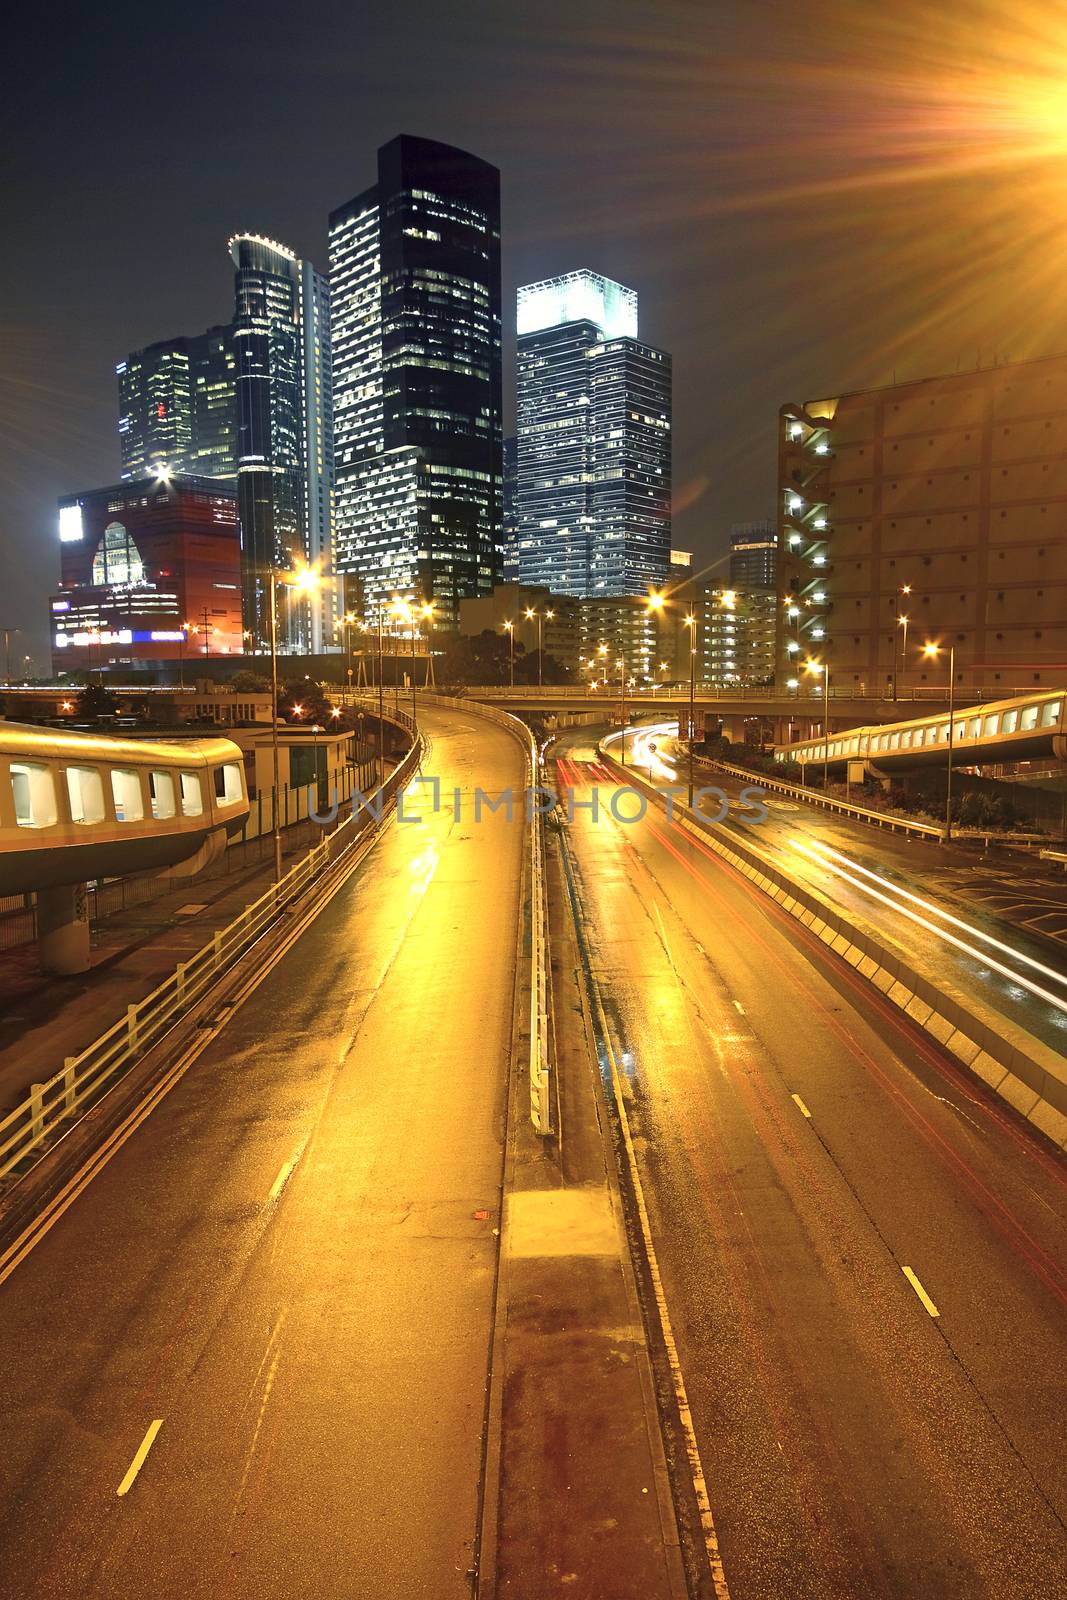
913;729;925;748
1021;705;1039;731
149;771;176;820
983;713;1000;737
1002;710;1019;734
180;773;203;816
66;767;105;825
1040;700;1061;727
111;770;144;821
213;763;243;807
10;763;57;829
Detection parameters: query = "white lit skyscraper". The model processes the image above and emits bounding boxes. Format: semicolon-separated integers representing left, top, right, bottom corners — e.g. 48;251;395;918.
515;271;671;597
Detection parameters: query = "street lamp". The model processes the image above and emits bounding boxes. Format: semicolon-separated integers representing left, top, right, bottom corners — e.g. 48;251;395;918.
922;641;956;841
684;613;696;806
503;619;515;688
405;600;433;728
894;613;910;701
524;606;554;687
266;562;321;883
804;656;830;791
617;656;627;764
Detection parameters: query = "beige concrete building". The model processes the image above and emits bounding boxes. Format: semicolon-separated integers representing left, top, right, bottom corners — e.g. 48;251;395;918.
779;355;1067;696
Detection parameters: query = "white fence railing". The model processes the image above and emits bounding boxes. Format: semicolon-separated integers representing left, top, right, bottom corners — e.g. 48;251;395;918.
0;724;421;1185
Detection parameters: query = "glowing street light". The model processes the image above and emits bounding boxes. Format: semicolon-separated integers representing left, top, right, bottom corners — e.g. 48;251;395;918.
503;619;515;688
922;641;956;841
524;606;554;687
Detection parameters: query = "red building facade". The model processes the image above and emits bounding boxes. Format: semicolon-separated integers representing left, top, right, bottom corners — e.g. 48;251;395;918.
51;474;243;673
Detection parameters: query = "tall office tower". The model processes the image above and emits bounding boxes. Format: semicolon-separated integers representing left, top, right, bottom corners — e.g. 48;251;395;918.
515;270;671;598
230;235;334;652
329;135;503;628
728;520;778;684
118;328;237;483
501;436;519;580
729;520;777;589
779;355;1067;692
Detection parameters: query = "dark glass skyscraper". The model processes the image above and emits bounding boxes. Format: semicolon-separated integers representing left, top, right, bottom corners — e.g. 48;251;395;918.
329;135;502;626
118;328;236;483
515;271;671;598
230;235;334;651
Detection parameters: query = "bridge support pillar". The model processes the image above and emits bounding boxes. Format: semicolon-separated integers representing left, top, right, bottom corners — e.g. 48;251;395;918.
38;883;90;975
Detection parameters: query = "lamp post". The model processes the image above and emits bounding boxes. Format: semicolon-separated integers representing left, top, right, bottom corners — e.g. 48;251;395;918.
375;599;386;789
685;613;696;807
802;657;831;790
617;656;627;763
894;611;910;701
407;600;433;729
504;619;515;688
267;563;321;883
524;606;554;687
923;641;956;841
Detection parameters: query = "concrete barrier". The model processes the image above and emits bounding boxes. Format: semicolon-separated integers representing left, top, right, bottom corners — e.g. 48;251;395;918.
596;743;1067;1152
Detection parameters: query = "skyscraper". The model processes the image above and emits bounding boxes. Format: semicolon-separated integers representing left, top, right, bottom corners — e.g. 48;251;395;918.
118;328;237;484
329;135;503;627
230;234;334;652
515;270;671;598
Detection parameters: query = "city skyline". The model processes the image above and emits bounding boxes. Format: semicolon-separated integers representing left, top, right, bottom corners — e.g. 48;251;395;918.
15;2;1067;659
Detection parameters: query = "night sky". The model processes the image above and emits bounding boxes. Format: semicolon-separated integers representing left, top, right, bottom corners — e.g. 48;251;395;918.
4;0;1065;664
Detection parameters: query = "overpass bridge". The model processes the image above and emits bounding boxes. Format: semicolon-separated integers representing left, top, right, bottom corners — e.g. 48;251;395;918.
0;725;249;972
438;682;1000;744
777;687;1067;777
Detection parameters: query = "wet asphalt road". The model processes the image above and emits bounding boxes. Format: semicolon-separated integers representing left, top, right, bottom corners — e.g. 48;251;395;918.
553;726;1067;1600
622;724;1067;1054
0;707;524;1599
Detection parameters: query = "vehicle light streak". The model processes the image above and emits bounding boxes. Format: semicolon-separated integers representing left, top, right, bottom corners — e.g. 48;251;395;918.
796;838;1067;996
631;726;678;782
789;838;1067;1017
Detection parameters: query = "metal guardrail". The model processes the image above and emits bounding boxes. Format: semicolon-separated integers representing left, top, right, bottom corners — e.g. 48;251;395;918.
0;727;421;1184
702;754;946;840
415;692;554;1135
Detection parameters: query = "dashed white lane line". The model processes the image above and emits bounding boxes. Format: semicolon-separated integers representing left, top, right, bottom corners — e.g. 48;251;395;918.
268;1158;298;1204
902;1265;940;1318
116;1419;164;1497
733;1000;745;1015
791;1093;812;1119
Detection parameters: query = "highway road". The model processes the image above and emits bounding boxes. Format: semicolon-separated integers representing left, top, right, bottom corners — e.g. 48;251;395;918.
552;724;1067;1599
0;706;525;1599
619;722;1067;1055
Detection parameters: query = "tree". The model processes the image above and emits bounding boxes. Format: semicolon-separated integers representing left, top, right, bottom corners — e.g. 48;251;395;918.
514;649;572;686
75;683;119;721
229;668;271;693
439;630;518;686
279;678;334;725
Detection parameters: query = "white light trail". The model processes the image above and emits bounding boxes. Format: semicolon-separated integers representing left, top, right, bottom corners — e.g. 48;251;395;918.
789;837;1067;1017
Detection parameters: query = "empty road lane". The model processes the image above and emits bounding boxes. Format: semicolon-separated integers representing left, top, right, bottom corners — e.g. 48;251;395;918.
0;706;525;1599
